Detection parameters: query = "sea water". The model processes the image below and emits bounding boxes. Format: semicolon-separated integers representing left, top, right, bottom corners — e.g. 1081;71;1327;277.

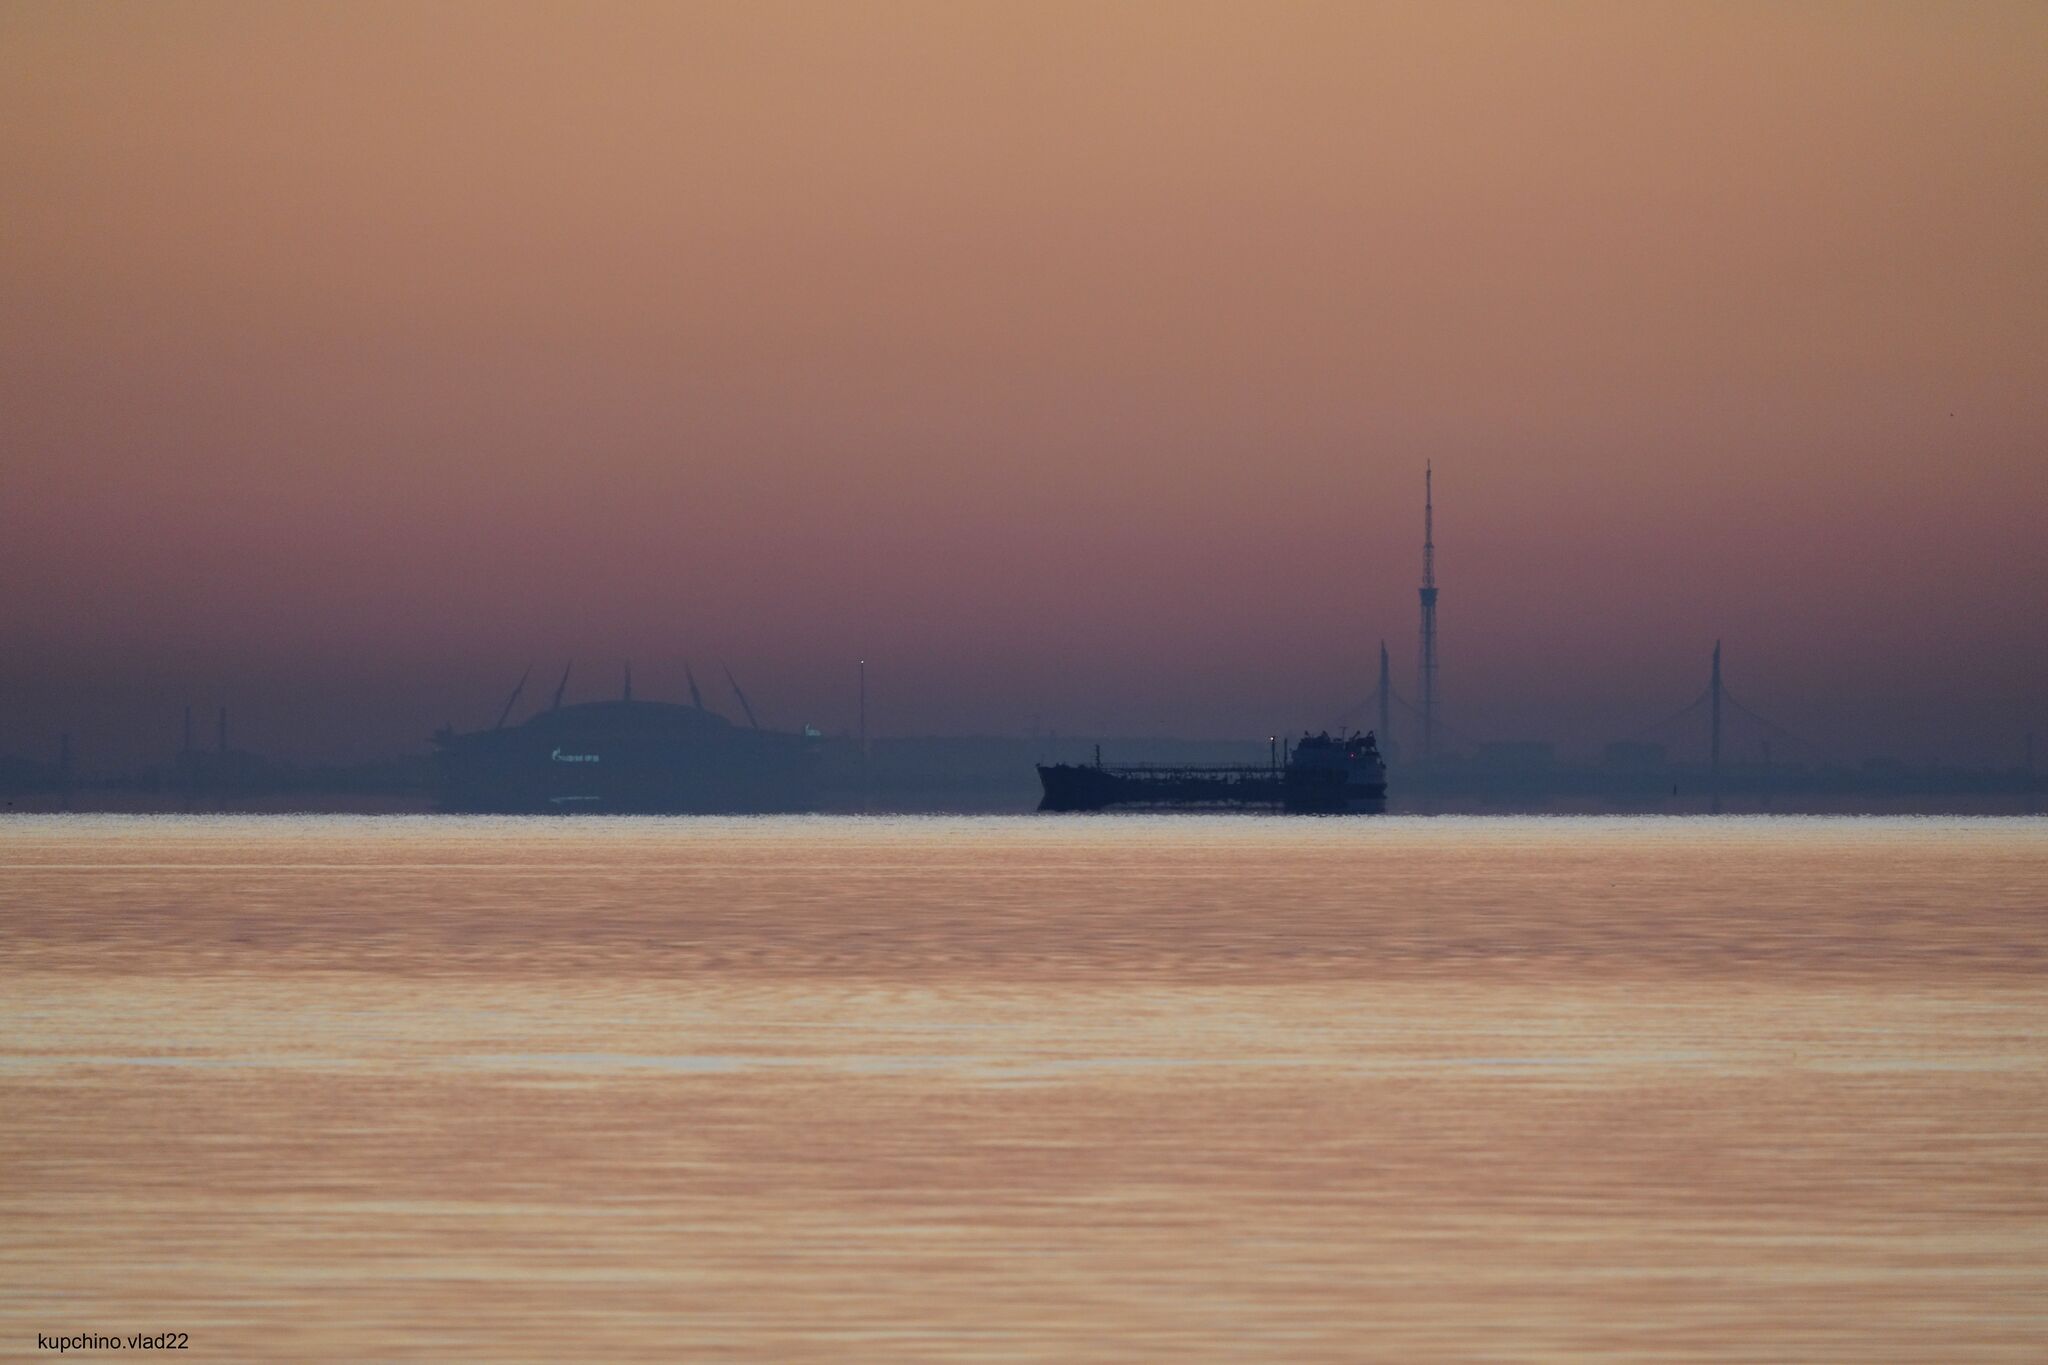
3;814;2044;1360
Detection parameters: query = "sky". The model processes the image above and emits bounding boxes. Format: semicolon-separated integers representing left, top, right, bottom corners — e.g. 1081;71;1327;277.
2;1;2043;766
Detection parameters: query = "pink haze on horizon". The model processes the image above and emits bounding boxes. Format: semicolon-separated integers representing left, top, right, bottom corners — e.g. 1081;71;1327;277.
2;2;2043;765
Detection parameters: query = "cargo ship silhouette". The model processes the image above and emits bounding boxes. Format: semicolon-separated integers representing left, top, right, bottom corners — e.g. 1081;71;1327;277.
1038;730;1387;812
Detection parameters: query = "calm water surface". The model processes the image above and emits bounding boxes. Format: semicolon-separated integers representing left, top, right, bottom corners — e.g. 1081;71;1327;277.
3;814;2044;1360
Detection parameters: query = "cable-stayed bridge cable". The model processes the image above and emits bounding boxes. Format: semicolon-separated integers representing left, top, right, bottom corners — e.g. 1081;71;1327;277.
1627;688;1711;741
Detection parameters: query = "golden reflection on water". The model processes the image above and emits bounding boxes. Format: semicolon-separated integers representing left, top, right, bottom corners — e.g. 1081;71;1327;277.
3;815;2045;1360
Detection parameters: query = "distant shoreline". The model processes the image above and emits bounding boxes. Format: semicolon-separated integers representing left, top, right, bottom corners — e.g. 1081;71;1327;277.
4;789;2038;819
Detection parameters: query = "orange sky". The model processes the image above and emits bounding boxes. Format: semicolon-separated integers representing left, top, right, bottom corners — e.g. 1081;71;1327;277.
2;2;2043;763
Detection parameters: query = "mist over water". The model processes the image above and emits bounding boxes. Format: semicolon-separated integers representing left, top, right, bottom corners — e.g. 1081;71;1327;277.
5;814;2044;1359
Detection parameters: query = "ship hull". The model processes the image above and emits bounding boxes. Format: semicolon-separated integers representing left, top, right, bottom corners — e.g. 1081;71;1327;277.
1037;763;1385;813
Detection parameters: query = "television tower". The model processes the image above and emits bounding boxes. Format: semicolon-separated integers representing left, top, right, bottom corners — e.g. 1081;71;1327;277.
1417;463;1439;765
1710;640;1723;797
1377;640;1391;747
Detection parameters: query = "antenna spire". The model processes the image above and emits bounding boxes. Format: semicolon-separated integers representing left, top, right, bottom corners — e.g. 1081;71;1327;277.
1422;461;1435;590
1417;464;1440;767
